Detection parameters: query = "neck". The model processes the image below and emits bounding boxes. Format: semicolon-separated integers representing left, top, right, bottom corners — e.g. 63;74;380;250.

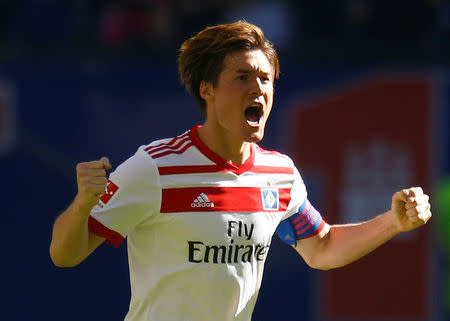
197;125;252;166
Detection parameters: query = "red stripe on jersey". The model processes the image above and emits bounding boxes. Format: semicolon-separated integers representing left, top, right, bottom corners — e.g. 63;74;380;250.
158;165;227;175
249;166;294;174
158;164;293;175
88;216;124;248
151;141;194;159
146;135;191;157
161;187;291;213
144;133;188;153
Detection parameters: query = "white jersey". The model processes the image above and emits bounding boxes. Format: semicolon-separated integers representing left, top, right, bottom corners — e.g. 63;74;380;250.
89;125;327;321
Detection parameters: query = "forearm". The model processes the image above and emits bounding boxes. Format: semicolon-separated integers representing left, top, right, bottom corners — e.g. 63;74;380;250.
49;196;93;267
296;187;431;270
312;211;400;270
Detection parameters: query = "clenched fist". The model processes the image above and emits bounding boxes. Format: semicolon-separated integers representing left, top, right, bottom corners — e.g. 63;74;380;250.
391;187;432;232
75;157;112;209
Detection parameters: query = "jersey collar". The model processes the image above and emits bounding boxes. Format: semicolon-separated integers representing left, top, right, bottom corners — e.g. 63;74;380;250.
188;125;255;175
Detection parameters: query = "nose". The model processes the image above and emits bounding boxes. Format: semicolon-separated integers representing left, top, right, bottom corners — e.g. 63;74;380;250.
249;76;264;97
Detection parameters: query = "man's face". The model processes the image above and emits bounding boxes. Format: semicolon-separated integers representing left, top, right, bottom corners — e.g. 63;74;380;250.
202;49;274;144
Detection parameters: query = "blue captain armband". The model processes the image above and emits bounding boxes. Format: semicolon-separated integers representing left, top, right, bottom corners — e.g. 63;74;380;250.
276;219;297;245
276;199;326;246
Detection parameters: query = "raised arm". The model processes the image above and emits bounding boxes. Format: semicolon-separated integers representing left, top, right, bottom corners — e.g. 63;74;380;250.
294;187;432;270
49;157;111;267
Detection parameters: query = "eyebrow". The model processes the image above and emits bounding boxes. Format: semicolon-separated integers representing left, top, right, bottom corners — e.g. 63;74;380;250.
236;68;271;76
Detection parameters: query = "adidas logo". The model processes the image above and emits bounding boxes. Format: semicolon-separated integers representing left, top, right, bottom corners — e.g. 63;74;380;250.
284;234;293;241
191;193;215;208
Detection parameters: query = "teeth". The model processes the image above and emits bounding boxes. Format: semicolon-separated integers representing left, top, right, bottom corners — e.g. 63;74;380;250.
245;104;262;127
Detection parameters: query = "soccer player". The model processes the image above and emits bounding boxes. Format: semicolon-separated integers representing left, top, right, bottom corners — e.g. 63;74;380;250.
49;21;432;321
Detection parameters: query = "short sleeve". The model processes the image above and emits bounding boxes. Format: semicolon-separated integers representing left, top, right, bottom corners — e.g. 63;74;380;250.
283;166;308;220
276;166;327;245
89;147;161;247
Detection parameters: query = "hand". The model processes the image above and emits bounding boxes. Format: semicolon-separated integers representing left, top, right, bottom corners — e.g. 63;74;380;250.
391;187;432;232
75;157;112;210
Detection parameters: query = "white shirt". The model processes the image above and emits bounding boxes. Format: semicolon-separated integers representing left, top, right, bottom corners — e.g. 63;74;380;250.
89;125;326;321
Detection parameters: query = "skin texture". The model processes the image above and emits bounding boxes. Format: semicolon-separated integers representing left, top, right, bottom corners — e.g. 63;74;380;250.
49;158;109;267
295;187;431;270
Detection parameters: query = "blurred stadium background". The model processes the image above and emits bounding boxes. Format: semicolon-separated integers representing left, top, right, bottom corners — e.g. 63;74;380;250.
1;1;449;320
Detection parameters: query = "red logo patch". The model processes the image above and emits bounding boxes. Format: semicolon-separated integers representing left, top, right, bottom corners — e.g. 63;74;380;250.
100;180;119;204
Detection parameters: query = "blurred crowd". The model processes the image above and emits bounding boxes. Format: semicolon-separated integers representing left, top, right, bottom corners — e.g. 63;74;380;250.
0;0;449;62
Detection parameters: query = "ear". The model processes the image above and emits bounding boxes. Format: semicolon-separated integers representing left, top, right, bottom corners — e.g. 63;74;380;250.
200;81;213;101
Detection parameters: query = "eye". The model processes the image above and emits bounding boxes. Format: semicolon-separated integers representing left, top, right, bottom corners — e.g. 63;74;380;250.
260;74;271;83
237;74;248;81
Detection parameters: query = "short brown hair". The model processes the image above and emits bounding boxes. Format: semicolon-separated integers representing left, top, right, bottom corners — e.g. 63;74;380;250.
178;21;280;115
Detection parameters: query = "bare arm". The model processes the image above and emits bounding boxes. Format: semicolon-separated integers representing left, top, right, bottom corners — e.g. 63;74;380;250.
49;157;111;267
295;187;432;270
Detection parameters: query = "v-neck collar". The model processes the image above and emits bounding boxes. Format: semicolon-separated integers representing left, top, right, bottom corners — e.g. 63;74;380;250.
188;125;255;175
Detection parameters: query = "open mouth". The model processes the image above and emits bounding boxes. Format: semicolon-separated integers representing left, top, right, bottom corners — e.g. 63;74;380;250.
245;105;263;127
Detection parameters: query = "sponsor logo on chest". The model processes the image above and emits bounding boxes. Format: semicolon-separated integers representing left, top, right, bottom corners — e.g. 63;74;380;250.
187;220;270;264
